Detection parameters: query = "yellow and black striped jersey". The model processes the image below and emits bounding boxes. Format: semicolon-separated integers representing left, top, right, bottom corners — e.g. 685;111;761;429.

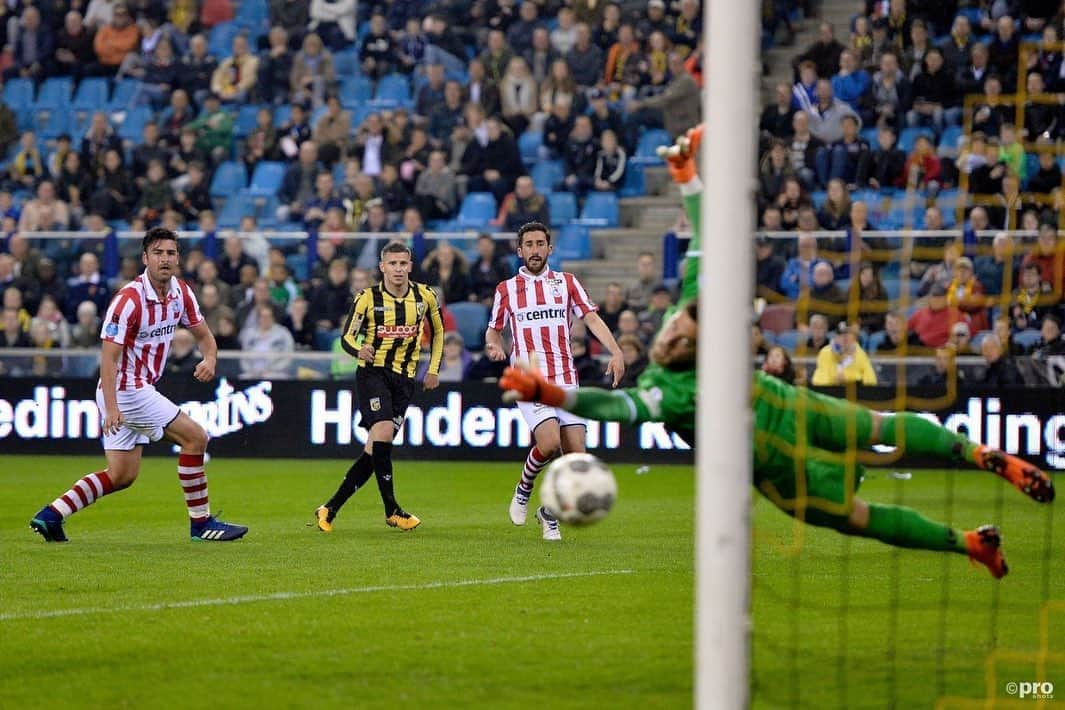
340;281;444;378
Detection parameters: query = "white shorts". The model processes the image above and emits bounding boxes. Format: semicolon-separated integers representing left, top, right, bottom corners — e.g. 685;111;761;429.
96;385;181;451
517;385;585;433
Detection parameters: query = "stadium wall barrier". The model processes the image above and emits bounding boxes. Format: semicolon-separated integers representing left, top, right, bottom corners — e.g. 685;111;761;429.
3;379;1065;469
0;378;694;464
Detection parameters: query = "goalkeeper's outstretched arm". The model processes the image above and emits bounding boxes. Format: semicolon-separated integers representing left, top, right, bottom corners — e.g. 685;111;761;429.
663;124;703;304
498;364;656;425
499;368;654;425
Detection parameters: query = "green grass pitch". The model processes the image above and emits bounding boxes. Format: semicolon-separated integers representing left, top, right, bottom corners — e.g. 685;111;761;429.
1;456;1062;708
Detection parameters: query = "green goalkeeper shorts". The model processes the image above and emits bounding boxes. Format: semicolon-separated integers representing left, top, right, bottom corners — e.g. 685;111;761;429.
756;455;866;530
753;385;875;530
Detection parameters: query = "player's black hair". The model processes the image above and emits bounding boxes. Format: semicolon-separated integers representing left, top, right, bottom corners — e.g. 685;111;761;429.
379;240;413;261
142;227;179;253
517;221;551;245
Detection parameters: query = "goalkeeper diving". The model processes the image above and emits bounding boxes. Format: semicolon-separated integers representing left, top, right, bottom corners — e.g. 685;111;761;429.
499;125;1054;579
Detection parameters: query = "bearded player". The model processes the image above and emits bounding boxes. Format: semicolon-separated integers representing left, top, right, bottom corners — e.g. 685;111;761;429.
500;126;1053;577
30;227;248;542
485;221;625;541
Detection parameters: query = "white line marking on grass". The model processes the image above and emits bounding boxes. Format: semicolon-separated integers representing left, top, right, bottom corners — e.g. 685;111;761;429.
0;570;636;622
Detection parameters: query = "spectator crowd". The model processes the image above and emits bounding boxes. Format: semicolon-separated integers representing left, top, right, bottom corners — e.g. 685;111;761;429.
0;0;706;381
754;0;1065;387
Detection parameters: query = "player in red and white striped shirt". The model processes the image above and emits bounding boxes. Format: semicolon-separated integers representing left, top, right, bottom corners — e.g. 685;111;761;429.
30;227;248;543
486;221;624;540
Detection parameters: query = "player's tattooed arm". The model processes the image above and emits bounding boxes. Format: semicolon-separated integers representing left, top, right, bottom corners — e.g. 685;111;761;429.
340;291;368;359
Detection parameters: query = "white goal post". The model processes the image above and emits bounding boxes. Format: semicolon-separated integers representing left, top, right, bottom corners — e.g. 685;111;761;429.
696;1;759;708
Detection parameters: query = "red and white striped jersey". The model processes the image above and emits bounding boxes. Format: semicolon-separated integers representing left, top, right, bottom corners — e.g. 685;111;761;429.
100;270;204;391
489;267;598;385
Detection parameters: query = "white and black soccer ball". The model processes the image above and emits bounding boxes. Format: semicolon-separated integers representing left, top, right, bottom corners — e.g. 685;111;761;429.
540;453;618;526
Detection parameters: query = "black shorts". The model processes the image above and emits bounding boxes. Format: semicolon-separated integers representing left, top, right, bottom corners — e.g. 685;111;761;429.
356;366;415;431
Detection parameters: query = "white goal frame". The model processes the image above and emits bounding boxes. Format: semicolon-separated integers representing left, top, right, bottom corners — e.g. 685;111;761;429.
696;1;758;708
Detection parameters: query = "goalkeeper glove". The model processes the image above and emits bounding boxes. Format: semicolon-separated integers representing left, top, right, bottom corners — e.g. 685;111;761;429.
499;365;567;407
656;124;704;184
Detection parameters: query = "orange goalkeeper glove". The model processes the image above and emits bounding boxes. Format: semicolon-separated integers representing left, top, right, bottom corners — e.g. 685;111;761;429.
499;365;566;406
657;123;705;184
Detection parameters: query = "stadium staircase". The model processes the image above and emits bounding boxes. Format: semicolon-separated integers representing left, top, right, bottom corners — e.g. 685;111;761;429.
762;0;855;102
565;167;675;297
575;0;856;299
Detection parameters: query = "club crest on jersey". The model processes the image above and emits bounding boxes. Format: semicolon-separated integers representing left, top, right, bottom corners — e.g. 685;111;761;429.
548;278;564;297
104;322;119;337
416;302;426;317
369;397;381;412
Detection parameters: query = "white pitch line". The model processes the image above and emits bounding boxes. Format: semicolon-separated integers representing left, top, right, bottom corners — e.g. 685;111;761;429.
0;570;636;622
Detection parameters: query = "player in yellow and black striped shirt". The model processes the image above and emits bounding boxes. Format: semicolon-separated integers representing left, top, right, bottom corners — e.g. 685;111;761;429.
315;241;444;532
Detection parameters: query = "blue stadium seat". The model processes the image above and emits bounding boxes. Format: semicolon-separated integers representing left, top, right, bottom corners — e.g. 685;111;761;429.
774;330;801;351
234;0;268;30
860;127;879;145
333;49;360;75
251;193;281;226
3;78;33;112
455;192;497;229
518;130;543;164
447;301;490;350
810;189;828;208
374;74;411;105
631;128;671;165
72;78;109;113
578;192;619;227
34;77;73;111
877;276;903;302
248;161;286;193
897;126;934;153
546;191;578;226
340;76;373;104
208;21;241;58
107;79;142;110
68;112;92;138
1014;329;1043;350
271;103;292;128
957;7;984;25
935;188;962;213
314;330;339;351
234;104;263;137
210;161;248;198
865;330;887;353
554;224;592;260
35;110;70;140
1025;153;1040;185
217;193;257;227
117;107;152;142
970;329;993;351
531;160;564;193
286;253;308;281
617;161;644;197
938;125;964;155
349;103;377;128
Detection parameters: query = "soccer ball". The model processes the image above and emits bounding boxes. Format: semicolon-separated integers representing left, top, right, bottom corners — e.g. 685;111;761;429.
540;453;618;525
